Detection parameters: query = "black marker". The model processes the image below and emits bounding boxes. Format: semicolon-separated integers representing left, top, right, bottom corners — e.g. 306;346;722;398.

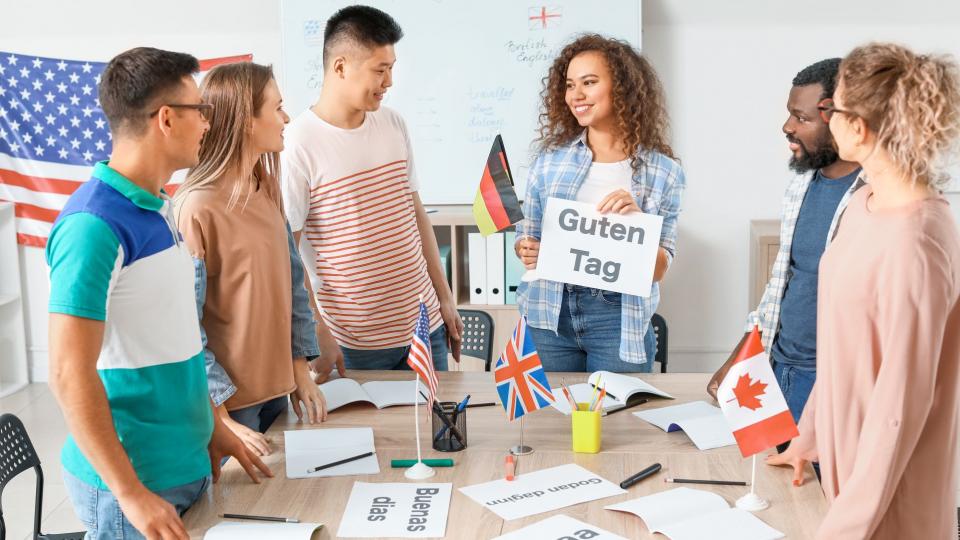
620;462;662;489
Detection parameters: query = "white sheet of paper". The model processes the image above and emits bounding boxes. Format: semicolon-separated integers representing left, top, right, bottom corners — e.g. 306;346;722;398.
633;401;736;450
588;371;674;400
493;515;628;540
459;464;626;520
536;198;663;297
284;428;379;479
362;380;427;409
336;482;452;538
659;508;784;540
204;522;323;540
604;488;729;533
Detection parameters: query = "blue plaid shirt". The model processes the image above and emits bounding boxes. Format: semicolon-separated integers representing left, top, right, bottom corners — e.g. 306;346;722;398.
516;132;686;364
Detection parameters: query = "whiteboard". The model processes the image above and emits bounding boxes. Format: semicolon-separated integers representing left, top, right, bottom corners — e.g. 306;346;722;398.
280;0;642;203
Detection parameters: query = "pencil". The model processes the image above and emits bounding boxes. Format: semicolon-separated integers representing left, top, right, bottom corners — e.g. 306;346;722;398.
307;451;375;474
665;477;748;486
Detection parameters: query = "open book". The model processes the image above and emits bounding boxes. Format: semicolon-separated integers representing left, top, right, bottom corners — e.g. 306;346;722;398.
633;401;736;450
319;378;426;412
551;371;673;414
605;488;783;540
204;522;323;540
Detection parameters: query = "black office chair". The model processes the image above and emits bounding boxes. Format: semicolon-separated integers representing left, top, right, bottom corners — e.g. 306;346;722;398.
0;414;85;540
651;313;668;373
458;309;495;371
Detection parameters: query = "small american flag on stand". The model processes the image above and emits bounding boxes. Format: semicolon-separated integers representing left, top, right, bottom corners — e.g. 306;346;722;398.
0;51;251;247
406;299;439;407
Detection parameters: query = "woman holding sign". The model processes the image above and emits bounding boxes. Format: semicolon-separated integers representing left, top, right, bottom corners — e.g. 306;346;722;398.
515;34;686;373
767;43;960;538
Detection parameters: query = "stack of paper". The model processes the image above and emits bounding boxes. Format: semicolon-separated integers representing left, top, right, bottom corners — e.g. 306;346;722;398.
605;487;784;540
633;401;736;450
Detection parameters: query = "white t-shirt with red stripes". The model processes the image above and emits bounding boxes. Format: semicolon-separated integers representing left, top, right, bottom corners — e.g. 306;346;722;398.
281;107;441;350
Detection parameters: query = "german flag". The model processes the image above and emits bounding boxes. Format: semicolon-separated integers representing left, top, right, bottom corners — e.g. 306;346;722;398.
472;135;524;236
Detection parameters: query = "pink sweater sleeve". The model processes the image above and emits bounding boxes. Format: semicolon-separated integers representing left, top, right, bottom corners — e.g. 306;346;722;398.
816;240;953;538
791;383;818;462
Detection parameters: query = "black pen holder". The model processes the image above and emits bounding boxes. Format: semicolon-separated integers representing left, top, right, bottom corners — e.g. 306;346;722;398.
431;401;467;452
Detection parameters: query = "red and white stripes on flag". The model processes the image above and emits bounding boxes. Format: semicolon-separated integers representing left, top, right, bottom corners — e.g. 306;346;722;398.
406;300;439;407
717;326;799;458
0;53;252;248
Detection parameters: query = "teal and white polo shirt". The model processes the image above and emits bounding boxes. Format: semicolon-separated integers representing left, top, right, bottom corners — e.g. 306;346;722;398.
47;161;213;492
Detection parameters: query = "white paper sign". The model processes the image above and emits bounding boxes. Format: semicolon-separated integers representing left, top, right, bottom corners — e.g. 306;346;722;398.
493;515;628;540
458;464;626;521
284;428;379;479
535;198;664;297
336;482;452;538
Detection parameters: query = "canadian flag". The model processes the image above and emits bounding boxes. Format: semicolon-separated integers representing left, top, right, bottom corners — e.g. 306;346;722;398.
717;326;799;458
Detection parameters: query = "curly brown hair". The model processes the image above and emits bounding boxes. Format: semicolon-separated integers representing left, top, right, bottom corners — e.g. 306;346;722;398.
537;34;676;171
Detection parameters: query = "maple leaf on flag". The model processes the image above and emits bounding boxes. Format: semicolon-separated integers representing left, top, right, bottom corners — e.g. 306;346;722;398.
728;374;767;411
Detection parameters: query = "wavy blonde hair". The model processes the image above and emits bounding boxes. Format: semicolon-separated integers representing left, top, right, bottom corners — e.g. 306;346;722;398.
174;62;283;212
839;43;960;190
537;34;676;171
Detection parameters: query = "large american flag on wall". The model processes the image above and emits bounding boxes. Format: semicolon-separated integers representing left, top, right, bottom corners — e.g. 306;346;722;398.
0;51;251;248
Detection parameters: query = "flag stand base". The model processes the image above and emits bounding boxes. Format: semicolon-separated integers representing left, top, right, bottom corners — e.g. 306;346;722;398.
509;445;533;456
404;461;435;480
736;492;769;511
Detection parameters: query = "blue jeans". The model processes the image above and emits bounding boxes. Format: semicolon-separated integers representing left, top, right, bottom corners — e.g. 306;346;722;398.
772;358;820;480
63;468;209;540
341;325;449;371
527;285;657;372
229;395;288;433
772;359;816;424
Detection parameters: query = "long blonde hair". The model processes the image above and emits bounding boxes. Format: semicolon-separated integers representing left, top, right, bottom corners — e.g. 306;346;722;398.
839;43;960;190
175;62;283;212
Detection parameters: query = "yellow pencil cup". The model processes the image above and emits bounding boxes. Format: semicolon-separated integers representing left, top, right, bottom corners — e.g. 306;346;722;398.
572;402;602;453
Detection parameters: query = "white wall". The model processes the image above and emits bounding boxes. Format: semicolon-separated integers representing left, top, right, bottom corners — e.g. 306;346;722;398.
3;0;960;380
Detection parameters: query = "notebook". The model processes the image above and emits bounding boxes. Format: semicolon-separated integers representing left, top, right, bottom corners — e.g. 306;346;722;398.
633;401;737;450
605;488;784;540
204;522;323;539
319;378;427;412
551;371;673;414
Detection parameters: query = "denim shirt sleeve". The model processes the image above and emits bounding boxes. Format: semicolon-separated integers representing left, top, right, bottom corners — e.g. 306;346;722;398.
192;257;236;407
287;221;320;361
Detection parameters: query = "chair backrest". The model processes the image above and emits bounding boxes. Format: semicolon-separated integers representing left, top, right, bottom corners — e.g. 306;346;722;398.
650;313;668;373
458;309;495;371
0;413;44;540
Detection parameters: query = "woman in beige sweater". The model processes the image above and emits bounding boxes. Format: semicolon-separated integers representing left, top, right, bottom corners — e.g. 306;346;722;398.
768;43;960;538
174;62;339;456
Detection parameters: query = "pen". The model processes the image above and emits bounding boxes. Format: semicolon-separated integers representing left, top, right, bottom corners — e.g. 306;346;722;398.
434;395;470;442
620;463;662;489
422;391;467;446
665;478;748;486
605;398;648;415
391;459;455;468
306;451;375;474
465;402;496;408
221;513;299;523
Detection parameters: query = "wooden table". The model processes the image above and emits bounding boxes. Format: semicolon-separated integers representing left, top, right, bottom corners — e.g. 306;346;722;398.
183;371;826;539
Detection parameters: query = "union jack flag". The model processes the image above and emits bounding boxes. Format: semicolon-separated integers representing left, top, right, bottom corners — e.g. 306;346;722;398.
406;300;439;407
494;316;555;421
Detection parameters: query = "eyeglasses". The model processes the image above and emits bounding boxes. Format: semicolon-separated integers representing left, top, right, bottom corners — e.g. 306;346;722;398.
148;103;214;121
817;99;855;123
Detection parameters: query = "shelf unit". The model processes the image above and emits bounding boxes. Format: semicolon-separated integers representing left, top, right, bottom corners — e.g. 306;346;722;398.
429;205;521;372
0;201;28;397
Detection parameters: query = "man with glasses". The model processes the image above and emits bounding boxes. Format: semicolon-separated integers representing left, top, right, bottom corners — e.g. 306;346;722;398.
707;58;861;437
48;47;270;540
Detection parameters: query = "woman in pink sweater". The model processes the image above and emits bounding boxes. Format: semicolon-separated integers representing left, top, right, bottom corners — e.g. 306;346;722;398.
768;43;960;539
